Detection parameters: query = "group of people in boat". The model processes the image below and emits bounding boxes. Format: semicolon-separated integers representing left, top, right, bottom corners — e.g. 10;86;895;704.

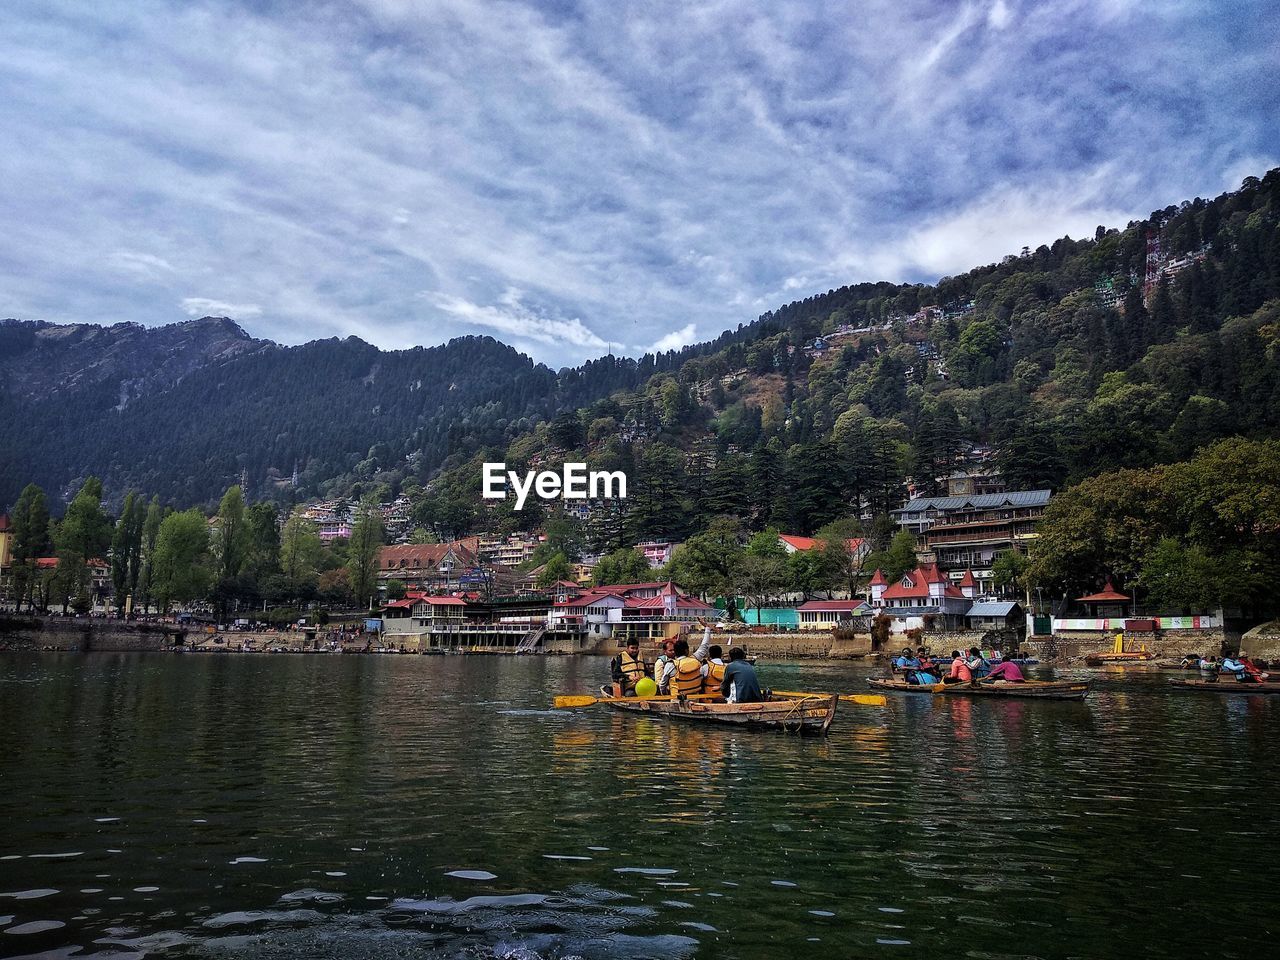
610;625;763;703
1182;651;1271;682
892;646;1027;685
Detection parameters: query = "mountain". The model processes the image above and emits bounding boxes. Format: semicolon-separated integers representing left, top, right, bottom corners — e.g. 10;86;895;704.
4;168;1279;526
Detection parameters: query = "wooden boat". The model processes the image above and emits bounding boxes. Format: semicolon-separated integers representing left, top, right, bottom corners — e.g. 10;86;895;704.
1084;651;1154;666
598;688;837;735
868;677;1090;701
1169;679;1280;695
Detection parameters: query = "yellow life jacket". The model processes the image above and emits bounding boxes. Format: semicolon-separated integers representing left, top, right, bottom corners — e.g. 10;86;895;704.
672;655;704;696
619;651;648;686
703;660;726;695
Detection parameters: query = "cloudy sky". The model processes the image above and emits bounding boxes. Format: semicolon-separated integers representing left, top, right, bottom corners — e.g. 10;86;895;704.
2;1;1276;365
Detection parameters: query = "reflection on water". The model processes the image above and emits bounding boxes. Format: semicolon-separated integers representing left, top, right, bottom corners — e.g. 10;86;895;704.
1;652;1278;958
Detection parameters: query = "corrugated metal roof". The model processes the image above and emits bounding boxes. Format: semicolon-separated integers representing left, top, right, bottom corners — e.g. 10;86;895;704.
892;490;1051;515
966;601;1020;617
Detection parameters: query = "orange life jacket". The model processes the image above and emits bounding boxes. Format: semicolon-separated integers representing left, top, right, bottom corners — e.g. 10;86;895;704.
671;655;704;696
618;650;648;686
703;660;726;695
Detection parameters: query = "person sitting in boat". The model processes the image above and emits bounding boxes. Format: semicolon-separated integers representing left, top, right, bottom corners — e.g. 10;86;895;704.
906;662;940;685
721;646;764;703
966;647;992;678
893;647;918;671
654;639;677;693
610;639;651;697
944;650;974;684
663;638;707;698
981;659;1026;683
1179;652;1202;670
1222;652;1268;683
702;645;727;696
916;646;934;668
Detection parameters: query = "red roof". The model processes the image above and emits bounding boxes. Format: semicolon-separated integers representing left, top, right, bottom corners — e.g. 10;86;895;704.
880;564;954;600
379;541;477;570
868;568;887;586
416;596;467;606
384;598;415;610
35;557;59;569
958;570;977;587
1077;579;1130;603
781;534;866;553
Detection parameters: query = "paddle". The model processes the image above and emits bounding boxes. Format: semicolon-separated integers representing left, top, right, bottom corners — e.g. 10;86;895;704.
772;690;888;707
554;692;724;709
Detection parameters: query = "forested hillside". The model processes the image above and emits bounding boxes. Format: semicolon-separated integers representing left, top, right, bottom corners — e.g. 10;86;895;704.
4;169;1279;531
417;168;1280;549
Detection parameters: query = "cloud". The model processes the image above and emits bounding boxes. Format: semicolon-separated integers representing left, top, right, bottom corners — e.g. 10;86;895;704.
0;0;1274;364
425;289;607;350
648;323;698;353
181;297;263;319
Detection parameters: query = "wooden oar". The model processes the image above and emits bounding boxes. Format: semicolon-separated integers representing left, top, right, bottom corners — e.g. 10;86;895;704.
773;690;887;707
554;692;723;709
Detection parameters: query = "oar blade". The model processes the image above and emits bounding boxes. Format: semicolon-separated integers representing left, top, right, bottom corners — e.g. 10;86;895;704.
842;693;887;706
554;695;599;709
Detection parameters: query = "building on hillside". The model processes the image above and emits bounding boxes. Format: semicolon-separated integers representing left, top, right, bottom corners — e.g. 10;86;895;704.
796;598;871;628
778;534;869;561
378;541;479;592
892;490;1050;593
637;540;678;568
944;468;1005;498
316;518;353;541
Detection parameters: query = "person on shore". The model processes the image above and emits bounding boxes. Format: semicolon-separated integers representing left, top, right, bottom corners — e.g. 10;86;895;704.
665;638;707;698
944;650;973;684
611;638;651;697
702;644;727;696
982;659;1026;683
721;646;763;703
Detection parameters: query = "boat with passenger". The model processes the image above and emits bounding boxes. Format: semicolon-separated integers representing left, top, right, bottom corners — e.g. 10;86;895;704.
597;687;838;735
868;677;1090;701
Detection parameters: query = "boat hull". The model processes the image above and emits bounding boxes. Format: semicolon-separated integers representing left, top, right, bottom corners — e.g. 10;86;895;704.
600;692;837;735
868;677;1090;701
1170;679;1280;695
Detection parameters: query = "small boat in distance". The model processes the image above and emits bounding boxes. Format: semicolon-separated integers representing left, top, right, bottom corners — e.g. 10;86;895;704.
1084;651;1154;666
868;677;1090;701
597;688;837;735
1169;679;1280;696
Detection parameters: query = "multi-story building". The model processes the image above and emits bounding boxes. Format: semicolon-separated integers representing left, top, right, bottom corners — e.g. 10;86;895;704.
637;540;677;568
891;489;1051;592
378;541;480;592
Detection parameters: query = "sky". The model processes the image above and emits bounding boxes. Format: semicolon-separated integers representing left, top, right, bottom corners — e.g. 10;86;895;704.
2;1;1277;366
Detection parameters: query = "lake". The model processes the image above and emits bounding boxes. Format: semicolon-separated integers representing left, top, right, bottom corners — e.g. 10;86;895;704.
1;652;1277;958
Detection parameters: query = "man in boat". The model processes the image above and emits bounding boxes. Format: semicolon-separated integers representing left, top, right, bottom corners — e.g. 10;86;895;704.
662;638;708;699
981;658;1026;683
1221;652;1268;683
944;650;974;684
720;646;763;703
657;622;714;692
654;638;677;693
702;644;727;696
610;639;651;697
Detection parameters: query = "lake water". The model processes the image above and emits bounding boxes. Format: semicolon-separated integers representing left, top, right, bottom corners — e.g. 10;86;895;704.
1;653;1277;959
